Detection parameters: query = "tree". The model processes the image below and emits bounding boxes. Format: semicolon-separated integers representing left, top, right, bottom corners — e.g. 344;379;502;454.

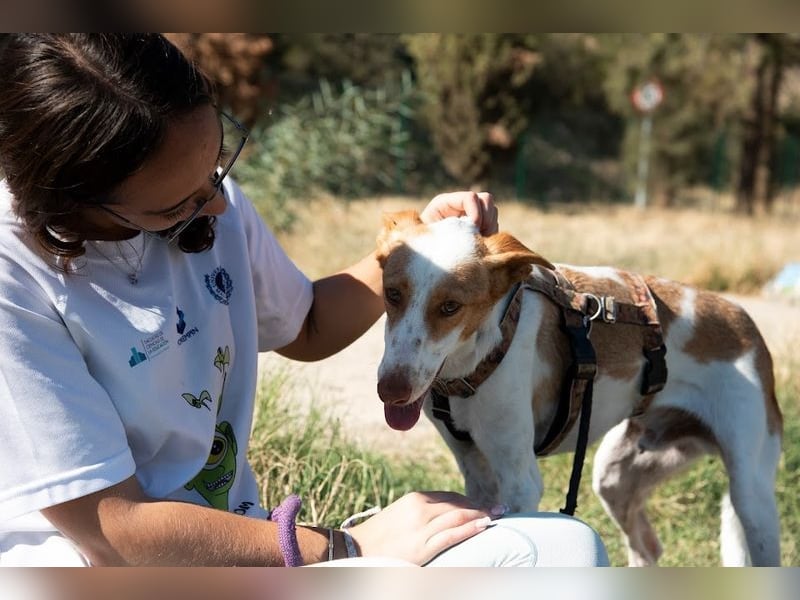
736;34;800;214
601;34;752;207
165;34;274;127
403;34;540;186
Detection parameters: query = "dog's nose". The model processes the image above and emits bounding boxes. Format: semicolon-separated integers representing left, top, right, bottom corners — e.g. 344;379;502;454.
377;370;412;405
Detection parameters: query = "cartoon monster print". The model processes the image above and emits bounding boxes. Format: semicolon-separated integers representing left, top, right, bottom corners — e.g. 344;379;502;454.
184;346;238;510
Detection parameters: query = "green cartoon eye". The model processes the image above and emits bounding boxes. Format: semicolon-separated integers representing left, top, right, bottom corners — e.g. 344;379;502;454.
204;433;228;469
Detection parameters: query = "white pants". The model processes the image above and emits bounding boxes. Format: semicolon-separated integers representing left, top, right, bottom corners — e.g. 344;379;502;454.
318;512;609;567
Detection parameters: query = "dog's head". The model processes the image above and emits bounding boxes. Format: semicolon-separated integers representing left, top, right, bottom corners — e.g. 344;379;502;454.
375;210;553;431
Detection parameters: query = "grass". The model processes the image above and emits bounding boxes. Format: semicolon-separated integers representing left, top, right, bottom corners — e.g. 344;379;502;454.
248;368;461;528
249;195;799;565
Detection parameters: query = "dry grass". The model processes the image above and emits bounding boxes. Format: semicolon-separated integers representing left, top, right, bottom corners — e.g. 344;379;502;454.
272;196;800;293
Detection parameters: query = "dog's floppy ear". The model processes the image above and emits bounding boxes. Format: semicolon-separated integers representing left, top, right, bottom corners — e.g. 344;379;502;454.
376;210;424;267
483;232;554;288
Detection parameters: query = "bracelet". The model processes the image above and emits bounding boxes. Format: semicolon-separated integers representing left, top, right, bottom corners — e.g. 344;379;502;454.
269;494;304;567
327;528;335;562
341;528;359;558
339;505;380;559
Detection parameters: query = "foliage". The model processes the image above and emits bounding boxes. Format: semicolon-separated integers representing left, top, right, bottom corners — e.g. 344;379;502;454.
272;34;410;93
600;34;754;205
403;34;539;186
165;33;275;127
173;34;800;211
234;74;433;231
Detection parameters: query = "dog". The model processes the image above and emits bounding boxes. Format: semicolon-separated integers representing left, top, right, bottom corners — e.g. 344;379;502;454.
375;210;782;566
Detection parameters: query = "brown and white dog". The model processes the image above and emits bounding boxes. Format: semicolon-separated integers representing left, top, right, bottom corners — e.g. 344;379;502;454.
375;211;782;566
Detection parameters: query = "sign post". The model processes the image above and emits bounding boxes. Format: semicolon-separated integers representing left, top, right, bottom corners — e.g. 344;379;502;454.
630;81;664;209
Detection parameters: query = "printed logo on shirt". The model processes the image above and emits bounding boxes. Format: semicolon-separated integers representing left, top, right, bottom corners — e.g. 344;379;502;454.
128;347;147;367
176;306;200;346
204;267;233;305
128;330;170;367
141;330;169;358
176;306;186;334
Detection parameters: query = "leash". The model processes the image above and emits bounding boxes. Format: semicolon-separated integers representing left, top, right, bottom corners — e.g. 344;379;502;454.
430;266;668;516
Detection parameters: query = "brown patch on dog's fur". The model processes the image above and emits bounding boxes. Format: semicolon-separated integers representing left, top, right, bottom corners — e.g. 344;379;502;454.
633;406;719;452
421;233;557;344
424;261;497;342
376;210;426;267
380;244;416;326
683;291;782;435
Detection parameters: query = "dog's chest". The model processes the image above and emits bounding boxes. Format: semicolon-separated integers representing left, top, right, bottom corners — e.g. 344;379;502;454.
439;288;646;452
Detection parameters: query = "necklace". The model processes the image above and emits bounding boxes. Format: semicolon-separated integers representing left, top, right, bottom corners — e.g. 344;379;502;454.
90;236;148;285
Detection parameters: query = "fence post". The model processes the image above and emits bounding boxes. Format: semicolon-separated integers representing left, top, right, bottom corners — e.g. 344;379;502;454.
634;114;653;209
515;129;529;200
394;109;408;195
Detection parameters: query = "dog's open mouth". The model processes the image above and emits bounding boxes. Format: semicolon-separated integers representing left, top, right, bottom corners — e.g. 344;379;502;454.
383;390;428;431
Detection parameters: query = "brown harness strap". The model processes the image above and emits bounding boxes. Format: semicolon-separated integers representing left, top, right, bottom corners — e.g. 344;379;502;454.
527;268;668;455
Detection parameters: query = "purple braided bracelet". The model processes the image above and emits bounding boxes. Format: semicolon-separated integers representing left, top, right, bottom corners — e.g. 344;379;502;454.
269;494;304;567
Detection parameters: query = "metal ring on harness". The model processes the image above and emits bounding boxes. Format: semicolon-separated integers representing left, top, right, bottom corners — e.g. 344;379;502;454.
583;293;604;322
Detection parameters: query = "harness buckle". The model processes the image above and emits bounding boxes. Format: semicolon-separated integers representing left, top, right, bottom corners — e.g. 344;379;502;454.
601;296;617;323
583;294;617;324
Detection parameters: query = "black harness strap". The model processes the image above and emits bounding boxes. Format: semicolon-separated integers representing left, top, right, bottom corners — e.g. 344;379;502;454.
430;388;474;442
556;311;596;516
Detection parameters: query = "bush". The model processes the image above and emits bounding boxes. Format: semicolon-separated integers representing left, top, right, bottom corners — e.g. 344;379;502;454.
235;74;435;232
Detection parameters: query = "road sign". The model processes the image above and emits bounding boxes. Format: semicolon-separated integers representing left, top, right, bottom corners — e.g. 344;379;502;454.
631;81;664;114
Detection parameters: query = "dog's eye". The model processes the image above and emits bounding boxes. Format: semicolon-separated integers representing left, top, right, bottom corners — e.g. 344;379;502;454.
440;300;461;316
385;287;402;305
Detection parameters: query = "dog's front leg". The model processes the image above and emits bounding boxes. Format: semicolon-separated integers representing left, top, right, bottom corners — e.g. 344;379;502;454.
424;399;500;506
468;400;544;513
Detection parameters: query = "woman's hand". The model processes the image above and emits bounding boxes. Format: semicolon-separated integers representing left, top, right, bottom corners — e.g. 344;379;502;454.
420;191;498;235
346;491;503;565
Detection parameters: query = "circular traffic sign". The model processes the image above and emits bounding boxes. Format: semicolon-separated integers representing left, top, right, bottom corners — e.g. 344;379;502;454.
631;81;664;113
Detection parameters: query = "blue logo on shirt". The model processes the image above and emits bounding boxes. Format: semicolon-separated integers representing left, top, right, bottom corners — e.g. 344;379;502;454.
205;267;233;305
176;306;186;334
129;347;147;367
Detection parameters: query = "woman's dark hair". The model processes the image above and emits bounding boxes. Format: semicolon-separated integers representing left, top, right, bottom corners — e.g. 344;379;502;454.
0;33;217;265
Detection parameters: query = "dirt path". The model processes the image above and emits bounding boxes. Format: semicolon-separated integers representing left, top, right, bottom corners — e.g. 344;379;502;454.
258;294;799;452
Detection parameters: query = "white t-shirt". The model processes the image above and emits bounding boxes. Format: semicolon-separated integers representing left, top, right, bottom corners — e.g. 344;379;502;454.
0;178;314;565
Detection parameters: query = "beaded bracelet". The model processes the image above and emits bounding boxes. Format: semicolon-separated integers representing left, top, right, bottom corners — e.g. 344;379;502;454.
269;494;304;567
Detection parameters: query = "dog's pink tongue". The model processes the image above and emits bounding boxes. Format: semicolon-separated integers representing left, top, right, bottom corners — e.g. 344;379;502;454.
384;399;422;431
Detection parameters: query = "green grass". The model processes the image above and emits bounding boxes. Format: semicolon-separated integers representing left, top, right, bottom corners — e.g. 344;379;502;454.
250;356;798;566
248;369;461;528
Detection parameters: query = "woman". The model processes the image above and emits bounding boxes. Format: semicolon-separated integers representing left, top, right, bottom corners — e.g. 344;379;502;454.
0;34;607;566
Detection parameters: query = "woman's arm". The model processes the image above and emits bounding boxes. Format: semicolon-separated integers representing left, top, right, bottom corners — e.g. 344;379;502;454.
275;192;497;362
41;476;497;566
41;476;333;566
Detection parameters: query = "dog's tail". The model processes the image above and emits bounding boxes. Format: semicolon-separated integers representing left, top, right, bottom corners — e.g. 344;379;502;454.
720;491;750;566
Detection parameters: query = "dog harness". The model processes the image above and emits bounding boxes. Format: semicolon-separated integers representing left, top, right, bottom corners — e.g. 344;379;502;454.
430;266;668;516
